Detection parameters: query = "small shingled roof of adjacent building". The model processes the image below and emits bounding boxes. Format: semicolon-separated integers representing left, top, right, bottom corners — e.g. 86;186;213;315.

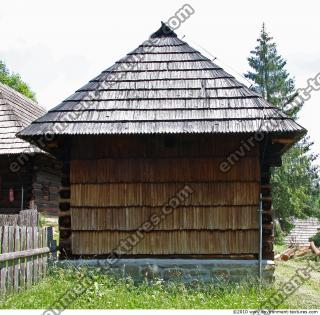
18;23;306;140
0;82;46;155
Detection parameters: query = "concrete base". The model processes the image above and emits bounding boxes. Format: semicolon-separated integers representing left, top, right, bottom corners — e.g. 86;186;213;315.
58;259;275;283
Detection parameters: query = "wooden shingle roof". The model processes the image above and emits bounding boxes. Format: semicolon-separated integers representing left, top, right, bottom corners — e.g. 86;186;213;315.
19;23;305;138
0;82;46;155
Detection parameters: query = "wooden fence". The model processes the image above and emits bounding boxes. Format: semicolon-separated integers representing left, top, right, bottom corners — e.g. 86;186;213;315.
0;226;53;295
0;209;39;227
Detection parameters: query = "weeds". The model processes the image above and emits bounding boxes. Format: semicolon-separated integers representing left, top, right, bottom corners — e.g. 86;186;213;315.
0;266;278;309
1;256;319;309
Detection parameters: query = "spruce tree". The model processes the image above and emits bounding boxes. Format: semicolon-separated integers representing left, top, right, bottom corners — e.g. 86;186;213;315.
245;23;301;117
245;24;320;234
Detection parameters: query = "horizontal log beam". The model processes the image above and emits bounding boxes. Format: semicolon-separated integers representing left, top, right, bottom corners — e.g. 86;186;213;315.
68;254;259;260
272;138;295;144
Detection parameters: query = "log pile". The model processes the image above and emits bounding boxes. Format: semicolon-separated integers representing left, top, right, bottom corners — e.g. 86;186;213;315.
310;241;320;256
276;243;319;261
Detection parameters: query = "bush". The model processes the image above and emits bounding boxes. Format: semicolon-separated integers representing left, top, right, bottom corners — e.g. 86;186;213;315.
309;231;320;247
274;220;285;245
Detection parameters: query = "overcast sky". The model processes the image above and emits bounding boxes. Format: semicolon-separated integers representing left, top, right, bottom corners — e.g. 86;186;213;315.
1;0;319;161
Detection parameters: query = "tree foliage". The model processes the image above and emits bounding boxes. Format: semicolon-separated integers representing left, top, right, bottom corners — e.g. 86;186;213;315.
272;137;320;223
0;60;36;101
245;24;320;232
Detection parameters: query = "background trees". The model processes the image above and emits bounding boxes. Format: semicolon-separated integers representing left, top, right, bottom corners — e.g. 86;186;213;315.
0;60;36;100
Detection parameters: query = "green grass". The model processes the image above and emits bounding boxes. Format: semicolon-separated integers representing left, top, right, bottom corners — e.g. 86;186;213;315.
274;253;320;309
0;269;278;309
274;244;287;255
1;255;319;309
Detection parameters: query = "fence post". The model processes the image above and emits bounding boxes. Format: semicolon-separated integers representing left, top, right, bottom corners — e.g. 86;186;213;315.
46;227;57;260
14;226;20;291
20;226;27;290
1;226;9;295
0;226;6;295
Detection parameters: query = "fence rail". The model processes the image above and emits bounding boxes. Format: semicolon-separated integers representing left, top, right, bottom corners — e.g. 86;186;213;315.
0;226;52;295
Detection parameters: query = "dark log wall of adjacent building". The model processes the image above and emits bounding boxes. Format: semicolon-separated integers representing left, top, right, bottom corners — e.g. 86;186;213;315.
31;155;61;216
0;158;31;214
0;155;61;215
60;134;272;258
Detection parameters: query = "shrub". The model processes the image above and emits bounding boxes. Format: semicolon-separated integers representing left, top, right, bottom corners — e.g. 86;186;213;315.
309;231;320;247
274;220;285;245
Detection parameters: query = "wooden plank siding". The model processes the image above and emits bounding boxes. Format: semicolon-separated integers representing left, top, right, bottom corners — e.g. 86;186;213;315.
72;230;259;255
71;206;258;231
70;157;260;183
70;134;259;159
68;135;260;257
71;182;259;207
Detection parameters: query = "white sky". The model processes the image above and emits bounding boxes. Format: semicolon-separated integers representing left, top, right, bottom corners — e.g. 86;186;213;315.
1;0;319;162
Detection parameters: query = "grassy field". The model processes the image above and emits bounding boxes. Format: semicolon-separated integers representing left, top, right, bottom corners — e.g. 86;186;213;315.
1;252;319;309
274;253;320;308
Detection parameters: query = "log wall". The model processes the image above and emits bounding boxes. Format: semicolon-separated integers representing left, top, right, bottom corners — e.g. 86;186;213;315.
260;164;274;260
31;155;61;216
0;155;61;216
66;134;261;258
0;159;32;214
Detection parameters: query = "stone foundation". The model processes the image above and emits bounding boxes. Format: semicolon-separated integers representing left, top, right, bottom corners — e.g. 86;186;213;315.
58;259;275;283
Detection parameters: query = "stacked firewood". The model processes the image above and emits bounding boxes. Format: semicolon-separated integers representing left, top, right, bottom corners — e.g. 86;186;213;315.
275;242;320;261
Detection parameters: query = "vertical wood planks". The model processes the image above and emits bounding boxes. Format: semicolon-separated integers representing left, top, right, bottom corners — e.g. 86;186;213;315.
38;229;43;279
14;226;20;291
43;228;48;277
20;226;27;290
33;227;39;283
26;227;32;288
1;226;8;295
7;226;14;293
0;227;4;294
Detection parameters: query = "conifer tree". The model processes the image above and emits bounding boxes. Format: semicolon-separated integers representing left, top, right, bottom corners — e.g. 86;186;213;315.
245;24;320;234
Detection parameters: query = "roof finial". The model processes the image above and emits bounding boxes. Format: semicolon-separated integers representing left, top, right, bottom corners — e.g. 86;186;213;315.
150;21;177;38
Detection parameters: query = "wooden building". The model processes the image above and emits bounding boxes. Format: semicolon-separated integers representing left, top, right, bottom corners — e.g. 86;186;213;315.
19;24;306;265
0;82;61;215
284;217;320;246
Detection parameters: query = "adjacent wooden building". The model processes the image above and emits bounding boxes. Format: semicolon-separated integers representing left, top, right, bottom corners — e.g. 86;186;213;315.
19;23;306;261
0;83;61;215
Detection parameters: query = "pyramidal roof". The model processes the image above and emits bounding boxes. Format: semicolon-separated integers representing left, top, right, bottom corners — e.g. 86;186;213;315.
19;23;305;138
0;82;46;155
